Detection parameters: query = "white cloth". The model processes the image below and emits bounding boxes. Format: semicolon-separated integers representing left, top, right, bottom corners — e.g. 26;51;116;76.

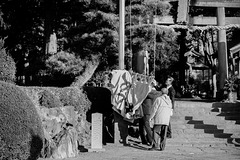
109;70;132;116
109;70;152;119
149;94;172;125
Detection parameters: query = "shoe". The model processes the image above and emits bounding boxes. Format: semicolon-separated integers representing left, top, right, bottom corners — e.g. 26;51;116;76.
119;139;123;143
142;142;151;146
167;135;172;138
148;147;159;151
123;143;131;146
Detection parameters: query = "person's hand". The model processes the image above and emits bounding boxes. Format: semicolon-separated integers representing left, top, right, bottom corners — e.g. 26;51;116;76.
170;109;173;116
131;109;136;115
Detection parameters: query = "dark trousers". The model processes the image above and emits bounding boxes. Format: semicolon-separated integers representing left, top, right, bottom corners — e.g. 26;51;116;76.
167;122;172;137
113;111;129;145
152;124;168;150
139;114;153;144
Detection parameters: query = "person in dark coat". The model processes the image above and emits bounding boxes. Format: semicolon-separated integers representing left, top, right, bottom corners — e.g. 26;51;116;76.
161;76;175;138
139;81;162;145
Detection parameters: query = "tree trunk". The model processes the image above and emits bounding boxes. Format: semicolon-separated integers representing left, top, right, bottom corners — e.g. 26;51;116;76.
71;55;100;88
179;29;187;86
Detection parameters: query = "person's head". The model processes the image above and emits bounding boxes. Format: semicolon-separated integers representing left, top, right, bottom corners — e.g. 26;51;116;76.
161;87;168;95
165;76;174;86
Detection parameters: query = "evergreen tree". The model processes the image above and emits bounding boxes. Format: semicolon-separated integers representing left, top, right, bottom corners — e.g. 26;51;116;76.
0;39;16;83
125;0;179;82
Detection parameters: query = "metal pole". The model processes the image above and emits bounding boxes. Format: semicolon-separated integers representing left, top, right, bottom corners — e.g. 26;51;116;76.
217;7;228;95
119;0;125;70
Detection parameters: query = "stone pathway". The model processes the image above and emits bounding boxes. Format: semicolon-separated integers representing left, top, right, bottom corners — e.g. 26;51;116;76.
39;99;240;160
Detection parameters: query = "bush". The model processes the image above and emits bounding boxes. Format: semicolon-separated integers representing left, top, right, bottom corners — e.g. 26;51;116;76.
51;87;91;114
0;81;44;160
22;86;92;148
39;89;63;108
0;39;16;83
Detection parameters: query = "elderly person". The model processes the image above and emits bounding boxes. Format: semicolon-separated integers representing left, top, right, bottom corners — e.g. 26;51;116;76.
148;88;172;151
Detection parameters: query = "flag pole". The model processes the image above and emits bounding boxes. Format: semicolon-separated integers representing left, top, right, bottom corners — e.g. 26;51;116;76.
119;0;125;70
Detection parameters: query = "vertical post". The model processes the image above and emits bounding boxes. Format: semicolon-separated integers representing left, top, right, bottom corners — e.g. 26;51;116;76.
114;122;121;144
119;0;125;69
89;113;105;152
238;54;240;74
177;0;189;24
217;7;228;99
179;30;187;87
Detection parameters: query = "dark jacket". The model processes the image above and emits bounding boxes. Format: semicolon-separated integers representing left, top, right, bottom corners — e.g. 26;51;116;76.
167;86;175;109
142;89;162;115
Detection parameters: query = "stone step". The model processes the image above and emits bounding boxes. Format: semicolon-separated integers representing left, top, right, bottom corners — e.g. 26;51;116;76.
182;128;224;134
173;130;233;138
173;112;221;118
230;134;240;139
187;118;237;126
219;127;240;134
169;100;240;148
168;137;229;143
173;121;239;132
212;102;240;109
174;109;213;114
172;133;215;138
173;127;240;139
167;141;234;148
167;138;231;143
217;112;240;116
224;115;240;121
212;107;240;113
216;124;240;130
171;121;187;125
202;118;237;125
190;124;218;130
184;116;238;124
172;124;195;129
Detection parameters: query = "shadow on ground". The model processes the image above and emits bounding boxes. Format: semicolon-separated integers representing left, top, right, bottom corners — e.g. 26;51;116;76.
185;116;240;147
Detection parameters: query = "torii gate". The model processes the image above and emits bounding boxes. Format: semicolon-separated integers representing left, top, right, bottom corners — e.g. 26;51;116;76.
155;0;240;98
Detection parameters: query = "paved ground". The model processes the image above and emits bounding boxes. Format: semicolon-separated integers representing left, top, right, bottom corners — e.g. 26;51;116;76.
39;99;240;160
40;137;240;160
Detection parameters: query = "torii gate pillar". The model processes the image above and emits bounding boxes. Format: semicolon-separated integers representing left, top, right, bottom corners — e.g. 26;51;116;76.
217;7;228;99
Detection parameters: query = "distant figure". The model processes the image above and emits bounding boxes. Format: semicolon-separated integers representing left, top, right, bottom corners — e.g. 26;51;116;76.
148;88;172;151
139;81;162;145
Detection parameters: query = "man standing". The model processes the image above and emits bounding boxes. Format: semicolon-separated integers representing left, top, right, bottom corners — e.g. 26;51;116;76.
163;76;175;138
148;88;172;151
139;82;162;145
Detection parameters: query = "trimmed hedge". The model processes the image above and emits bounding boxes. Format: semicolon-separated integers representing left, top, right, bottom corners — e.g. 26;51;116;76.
22;86;92;148
46;87;91;115
0;81;44;160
